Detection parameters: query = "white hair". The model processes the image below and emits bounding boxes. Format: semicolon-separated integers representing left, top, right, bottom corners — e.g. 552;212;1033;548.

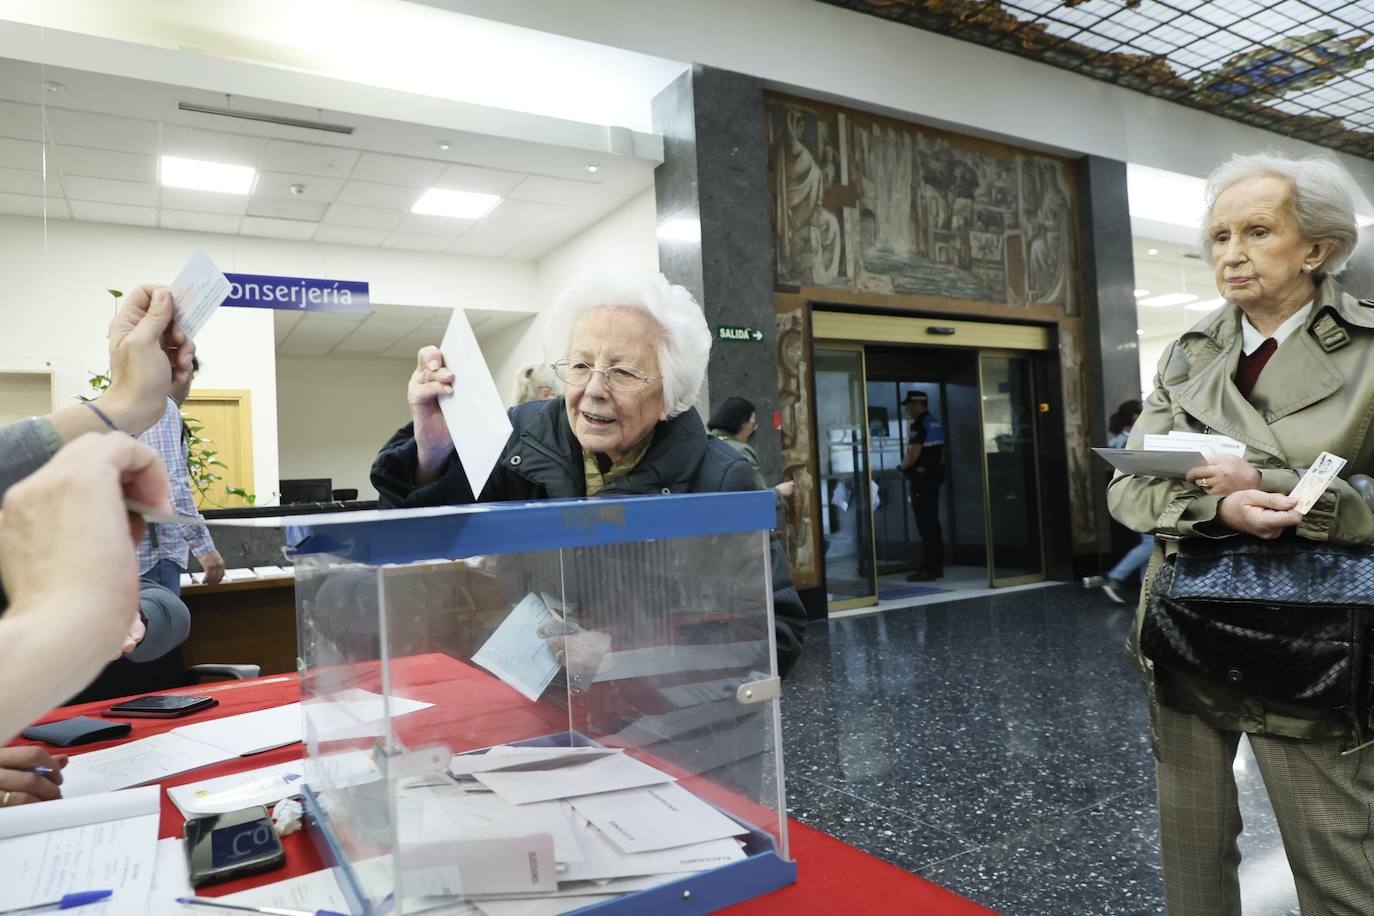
1201;152;1360;277
542;269;711;417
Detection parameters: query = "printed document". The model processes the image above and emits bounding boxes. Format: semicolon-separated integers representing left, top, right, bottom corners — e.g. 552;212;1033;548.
569;783;749;853
61;732;235;797
0;785;159;915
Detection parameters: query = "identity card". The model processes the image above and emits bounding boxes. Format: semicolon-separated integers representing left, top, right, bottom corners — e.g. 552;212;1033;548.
169;250;231;339
1289;451;1347;515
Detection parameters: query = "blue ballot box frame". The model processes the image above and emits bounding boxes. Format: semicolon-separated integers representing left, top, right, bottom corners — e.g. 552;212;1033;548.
290;491;796;915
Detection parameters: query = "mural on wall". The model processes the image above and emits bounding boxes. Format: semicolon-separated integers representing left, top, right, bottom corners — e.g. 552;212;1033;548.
768;92;1097;567
767;96;1077;315
775;301;821;589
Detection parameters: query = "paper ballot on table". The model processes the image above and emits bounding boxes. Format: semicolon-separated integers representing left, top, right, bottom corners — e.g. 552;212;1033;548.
473;752;673;805
169;250;231;339
569;783;749;854
171;703;303;756
438;307;513;498
1290;451;1348;514
1093;447;1208;479
166;750;378;817
449;745;619;777
471;593;562;702
0;785;159;914
408;791;585;865
558;812;746;882
60;732;236;797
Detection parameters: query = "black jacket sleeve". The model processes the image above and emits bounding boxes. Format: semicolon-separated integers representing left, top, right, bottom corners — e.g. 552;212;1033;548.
128;581;191;663
370;423;477;509
769;538;807;679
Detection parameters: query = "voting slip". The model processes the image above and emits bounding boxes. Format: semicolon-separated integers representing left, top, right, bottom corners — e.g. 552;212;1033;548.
449;744;620;777
438;306;514;498
1093;447;1208;479
559;812;746;882
1290;451;1348;515
1143;431;1246;458
169;250;231;339
473;752;674;805
472;592;562;702
569;782;749;854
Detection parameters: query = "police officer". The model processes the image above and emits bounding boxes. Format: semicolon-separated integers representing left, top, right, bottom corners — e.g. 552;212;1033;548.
898;390;945;581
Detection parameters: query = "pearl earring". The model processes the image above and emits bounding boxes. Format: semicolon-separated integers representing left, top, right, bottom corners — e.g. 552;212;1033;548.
1303;264;1314;273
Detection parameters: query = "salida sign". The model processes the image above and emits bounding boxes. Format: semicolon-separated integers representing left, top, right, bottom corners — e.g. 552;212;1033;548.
716;325;764;343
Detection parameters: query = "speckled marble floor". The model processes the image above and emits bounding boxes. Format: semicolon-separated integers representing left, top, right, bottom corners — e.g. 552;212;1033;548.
780;584;1301;916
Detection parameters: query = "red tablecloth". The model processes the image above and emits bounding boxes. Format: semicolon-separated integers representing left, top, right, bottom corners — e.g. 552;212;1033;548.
18;657;993;914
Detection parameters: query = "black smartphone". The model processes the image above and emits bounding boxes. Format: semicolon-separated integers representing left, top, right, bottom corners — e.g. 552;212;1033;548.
184;805;286;887
104;695;218;718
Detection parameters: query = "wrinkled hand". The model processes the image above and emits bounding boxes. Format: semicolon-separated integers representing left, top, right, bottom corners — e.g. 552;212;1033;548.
120;614;147;658
407;345;456;479
197;549;225;586
1217;489;1302;539
103;285;196;435
0;747;67;805
775;480;796;500
0;433;171;653
1186;454;1260;497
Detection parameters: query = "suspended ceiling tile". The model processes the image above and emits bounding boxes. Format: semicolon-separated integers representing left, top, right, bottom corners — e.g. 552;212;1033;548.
0;167;61;198
62;174;158;207
351;152;445;188
253;171;344;202
159;209;241;234
435;163;527;196
381;231;453;252
160;125;266;167
336;180;421;210
0;137;47;170
273;310;303;344
312;224;389;247
508;175;602;207
446;219;533;258
69;200;157;227
53;144;156;182
245;196;329;222
45;108;160;155
321;202;405;231
0;101;43;142
395;212;474;237
240;215;319;240
160;187;249;216
485;197;569;224
259;140;359;178
0;192;68;219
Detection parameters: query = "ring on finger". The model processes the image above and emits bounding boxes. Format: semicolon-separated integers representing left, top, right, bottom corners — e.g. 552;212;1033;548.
1199;477;1209;489
2;791;11;806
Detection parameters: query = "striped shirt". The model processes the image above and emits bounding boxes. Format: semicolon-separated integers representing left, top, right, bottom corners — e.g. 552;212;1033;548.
135;398;215;574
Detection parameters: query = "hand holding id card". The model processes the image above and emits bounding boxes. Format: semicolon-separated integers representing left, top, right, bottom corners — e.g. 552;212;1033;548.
1289;451;1347;515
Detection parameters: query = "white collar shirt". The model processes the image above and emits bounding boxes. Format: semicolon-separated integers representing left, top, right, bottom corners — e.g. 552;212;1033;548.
1240;301;1313;356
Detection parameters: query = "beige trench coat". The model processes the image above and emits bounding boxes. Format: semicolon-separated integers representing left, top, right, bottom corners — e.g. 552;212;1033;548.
1108;277;1374;741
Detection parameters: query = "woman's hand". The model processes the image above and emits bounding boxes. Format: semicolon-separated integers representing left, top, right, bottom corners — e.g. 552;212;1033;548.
775;480;796;500
1186;455;1261;497
407;346;456;483
1217;489;1302;539
0;746;67;805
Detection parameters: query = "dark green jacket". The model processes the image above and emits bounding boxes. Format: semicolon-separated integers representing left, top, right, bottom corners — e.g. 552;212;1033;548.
373;399;806;676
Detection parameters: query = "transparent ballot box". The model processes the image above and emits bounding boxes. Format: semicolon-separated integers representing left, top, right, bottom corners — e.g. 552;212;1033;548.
289;491;795;914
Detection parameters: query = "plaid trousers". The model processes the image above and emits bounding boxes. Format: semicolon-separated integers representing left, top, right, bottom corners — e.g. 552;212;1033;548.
1153;701;1374;915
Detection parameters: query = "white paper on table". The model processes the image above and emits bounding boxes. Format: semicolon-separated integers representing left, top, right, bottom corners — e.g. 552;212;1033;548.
167;750;380;817
569;783;748;854
0;785;160;913
304;688;435;742
400;834;557;898
473;753;674;806
178;573;197;588
250;566;293;579
436;307;513;498
171;704;302;757
222;568;258;582
61;733;235;797
471;593;562;702
148;837;193;916
0;784;159;838
169;250;231;339
1093;447;1208;480
558;813;745;882
449;745;618;777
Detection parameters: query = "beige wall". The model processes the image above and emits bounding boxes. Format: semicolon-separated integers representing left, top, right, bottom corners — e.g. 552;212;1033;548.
274;355;414;501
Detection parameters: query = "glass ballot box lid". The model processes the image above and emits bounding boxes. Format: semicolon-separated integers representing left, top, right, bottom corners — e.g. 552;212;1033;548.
287;491;795;915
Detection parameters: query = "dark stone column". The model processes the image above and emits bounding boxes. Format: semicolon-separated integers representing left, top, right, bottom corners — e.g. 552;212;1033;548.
1076;155;1139;557
652;65;781;482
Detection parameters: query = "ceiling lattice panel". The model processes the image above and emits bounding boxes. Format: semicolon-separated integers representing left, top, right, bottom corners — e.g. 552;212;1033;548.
820;0;1374;160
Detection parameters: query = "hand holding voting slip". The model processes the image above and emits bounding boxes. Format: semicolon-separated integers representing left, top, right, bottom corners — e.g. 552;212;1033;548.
1094;430;1246;479
437;307;515;497
168;250;231;339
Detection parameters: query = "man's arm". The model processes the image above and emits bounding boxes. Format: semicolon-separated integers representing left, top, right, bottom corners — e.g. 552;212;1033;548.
899;441;923;471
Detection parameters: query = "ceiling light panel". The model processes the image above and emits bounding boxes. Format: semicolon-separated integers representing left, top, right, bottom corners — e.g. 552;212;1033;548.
160;155;256;194
412;188;501;220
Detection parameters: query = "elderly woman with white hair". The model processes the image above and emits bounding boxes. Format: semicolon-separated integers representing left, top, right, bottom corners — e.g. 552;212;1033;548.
1109;153;1374;914
371;269;805;675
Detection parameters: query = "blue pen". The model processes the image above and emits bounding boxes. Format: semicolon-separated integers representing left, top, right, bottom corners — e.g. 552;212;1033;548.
0;890;112;914
24;766;54;777
176;896;347;916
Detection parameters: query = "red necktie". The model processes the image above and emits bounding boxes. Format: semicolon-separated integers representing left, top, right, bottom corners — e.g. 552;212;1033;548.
1235;337;1277;399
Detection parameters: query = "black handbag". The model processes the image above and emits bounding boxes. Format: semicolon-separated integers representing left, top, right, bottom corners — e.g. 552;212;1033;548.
1141;535;1374;718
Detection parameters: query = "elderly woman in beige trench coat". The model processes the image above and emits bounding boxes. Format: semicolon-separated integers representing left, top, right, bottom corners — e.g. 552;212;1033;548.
1108;152;1374;916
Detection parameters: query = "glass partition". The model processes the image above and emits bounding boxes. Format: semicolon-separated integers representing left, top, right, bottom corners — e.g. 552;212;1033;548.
979;354;1045;585
814;346;877;610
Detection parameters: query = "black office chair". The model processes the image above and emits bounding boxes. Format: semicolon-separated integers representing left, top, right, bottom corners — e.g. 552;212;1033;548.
332;488;359;501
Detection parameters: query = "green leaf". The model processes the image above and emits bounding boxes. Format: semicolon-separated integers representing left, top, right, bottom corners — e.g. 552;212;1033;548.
107;289;123;300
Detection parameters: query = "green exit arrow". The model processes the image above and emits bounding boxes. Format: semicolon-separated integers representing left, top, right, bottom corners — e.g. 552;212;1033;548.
717;325;765;343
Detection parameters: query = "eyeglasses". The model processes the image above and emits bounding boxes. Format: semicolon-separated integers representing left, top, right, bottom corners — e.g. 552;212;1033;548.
551;359;658;393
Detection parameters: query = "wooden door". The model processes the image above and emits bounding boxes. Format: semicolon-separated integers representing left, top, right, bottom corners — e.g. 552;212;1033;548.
0;372;53;426
181;389;255;509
